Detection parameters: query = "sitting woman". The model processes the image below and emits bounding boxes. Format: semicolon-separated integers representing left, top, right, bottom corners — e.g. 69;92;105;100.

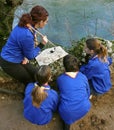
80;38;112;95
57;54;91;130
23;65;59;125
0;5;49;85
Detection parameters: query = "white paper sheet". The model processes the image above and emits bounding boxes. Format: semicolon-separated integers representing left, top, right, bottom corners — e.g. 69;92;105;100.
35;46;68;66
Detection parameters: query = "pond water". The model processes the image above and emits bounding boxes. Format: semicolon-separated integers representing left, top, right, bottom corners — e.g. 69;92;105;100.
13;0;114;46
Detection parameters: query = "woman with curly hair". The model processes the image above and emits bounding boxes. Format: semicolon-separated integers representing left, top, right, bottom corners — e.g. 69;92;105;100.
0;5;49;85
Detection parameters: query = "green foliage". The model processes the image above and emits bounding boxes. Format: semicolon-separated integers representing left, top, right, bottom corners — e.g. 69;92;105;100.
67;37;90;65
0;0;22;51
0;2;13;50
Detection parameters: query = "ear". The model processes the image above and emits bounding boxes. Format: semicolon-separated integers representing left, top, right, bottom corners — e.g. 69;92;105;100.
39;20;44;24
26;24;31;28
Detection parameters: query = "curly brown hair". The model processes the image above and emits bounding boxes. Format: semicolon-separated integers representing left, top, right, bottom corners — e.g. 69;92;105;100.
18;5;49;27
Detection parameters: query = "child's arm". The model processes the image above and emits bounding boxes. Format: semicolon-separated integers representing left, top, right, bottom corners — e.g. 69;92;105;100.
107;57;112;66
51;91;59;112
86;81;91;98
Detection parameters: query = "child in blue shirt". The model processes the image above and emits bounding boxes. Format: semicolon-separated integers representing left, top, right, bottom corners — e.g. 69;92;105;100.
23;65;59;125
57;54;91;130
80;38;112;95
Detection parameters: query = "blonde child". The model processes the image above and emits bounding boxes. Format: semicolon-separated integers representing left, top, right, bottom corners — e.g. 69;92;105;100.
80;38;112;95
23;65;59;125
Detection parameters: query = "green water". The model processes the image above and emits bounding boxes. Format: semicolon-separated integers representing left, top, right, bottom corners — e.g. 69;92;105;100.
13;0;114;46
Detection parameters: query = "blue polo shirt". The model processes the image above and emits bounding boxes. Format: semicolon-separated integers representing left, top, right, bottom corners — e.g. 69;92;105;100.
1;25;41;63
23;83;59;125
80;57;112;94
57;72;91;124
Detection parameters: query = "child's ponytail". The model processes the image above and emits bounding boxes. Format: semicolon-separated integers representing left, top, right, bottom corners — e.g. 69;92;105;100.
32;85;48;108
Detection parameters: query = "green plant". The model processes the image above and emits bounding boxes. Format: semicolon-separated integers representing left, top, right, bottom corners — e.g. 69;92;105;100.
67;37;114;66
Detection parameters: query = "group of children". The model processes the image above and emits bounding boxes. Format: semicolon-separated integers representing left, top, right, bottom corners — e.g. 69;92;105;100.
23;38;112;130
0;5;112;130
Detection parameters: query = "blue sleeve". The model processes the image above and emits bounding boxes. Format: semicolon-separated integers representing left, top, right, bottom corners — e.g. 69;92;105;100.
107;57;112;66
80;64;87;72
80;63;94;80
21;37;41;60
86;80;90;97
81;74;91;98
56;77;62;91
25;83;34;95
51;90;59;112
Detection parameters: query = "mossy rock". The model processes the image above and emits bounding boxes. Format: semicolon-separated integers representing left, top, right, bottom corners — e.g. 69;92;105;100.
0;0;22;51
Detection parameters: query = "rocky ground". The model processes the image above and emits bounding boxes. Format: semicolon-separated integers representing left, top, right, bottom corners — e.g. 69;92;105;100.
0;64;114;130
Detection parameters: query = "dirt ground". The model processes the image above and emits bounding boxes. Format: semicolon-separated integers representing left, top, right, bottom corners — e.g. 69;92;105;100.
0;65;114;130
